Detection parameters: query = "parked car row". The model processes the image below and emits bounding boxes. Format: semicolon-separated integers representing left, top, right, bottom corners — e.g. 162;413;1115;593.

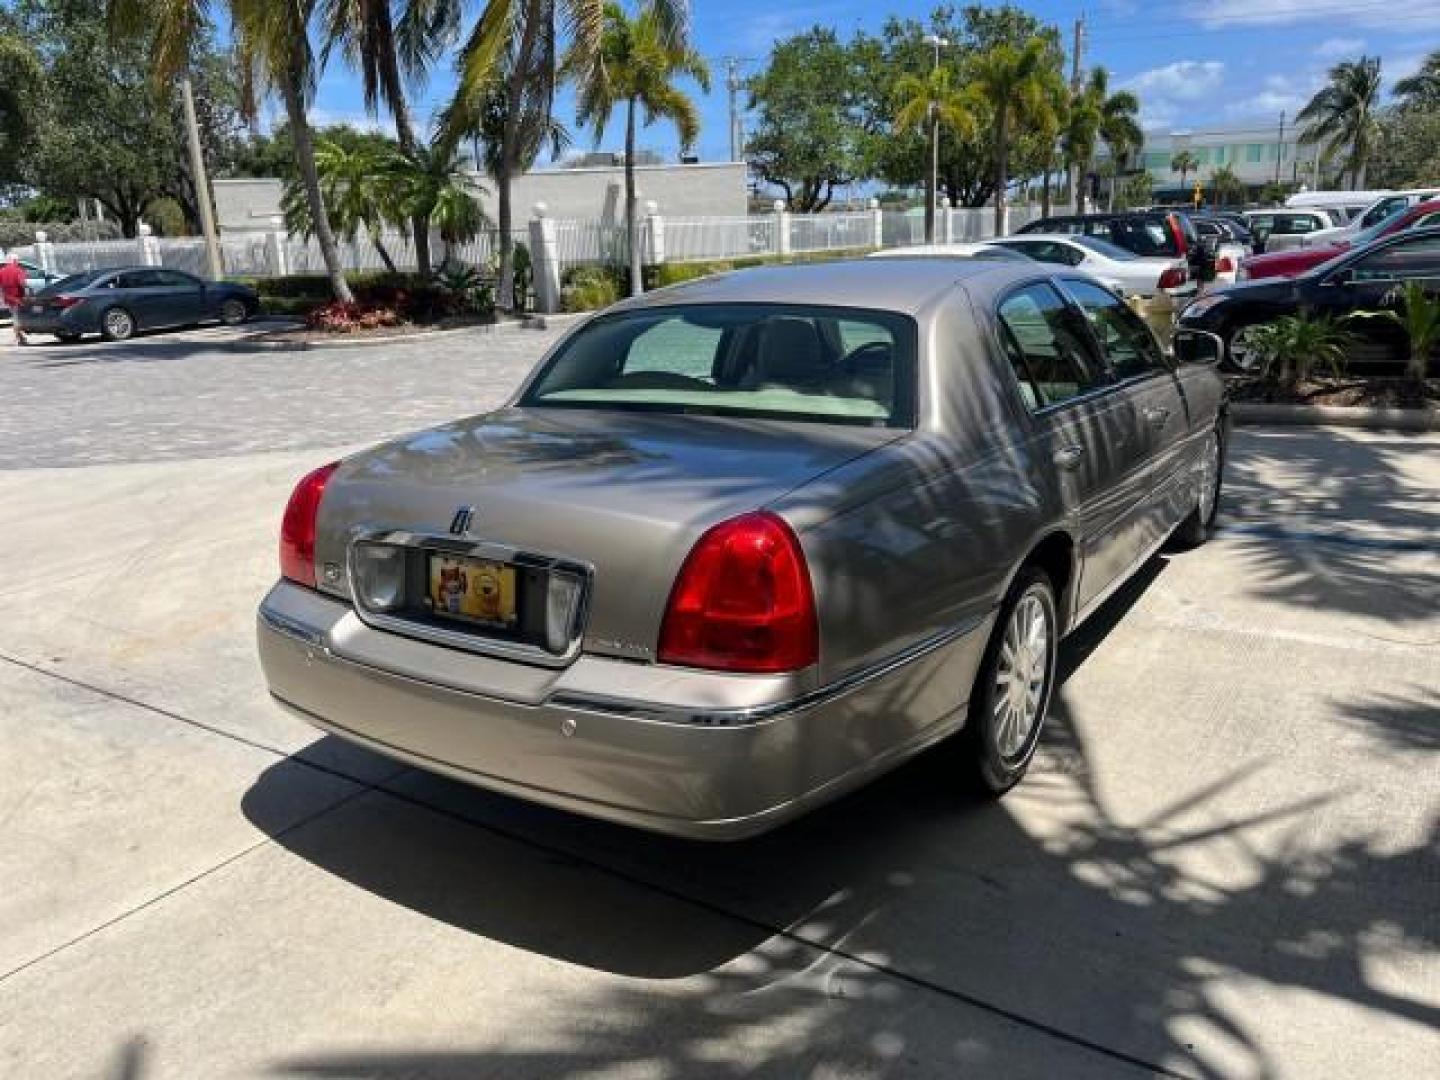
14;267;258;342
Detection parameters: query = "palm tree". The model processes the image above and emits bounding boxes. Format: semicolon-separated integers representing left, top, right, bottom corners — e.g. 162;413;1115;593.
568;2;708;295
282;137;403;271
1209;164;1244;207
1297;56;1383;190
1094;74;1142;212
1393;49;1440;110
444;0;686;309
319;0;463;275
391;141;490;265
893;64;978;243
109;0;355;302
1061;84;1101;212
1171;149;1199;188
970;39;1063;234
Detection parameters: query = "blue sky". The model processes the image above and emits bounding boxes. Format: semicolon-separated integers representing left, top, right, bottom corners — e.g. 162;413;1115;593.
301;0;1440;162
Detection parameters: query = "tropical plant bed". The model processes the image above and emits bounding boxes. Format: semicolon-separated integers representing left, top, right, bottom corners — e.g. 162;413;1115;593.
1225;374;1440;410
248;310;506;345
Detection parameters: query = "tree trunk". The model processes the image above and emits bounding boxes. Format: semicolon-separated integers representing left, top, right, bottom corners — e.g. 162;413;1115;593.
993;109;1008;237
374;237;397;273
497;163;514;310
1041;148;1054;217
498;1;543;311
372;15;432;277
1065;163;1076;214
281;54;353;304
924;111;936;244
625;97;642;296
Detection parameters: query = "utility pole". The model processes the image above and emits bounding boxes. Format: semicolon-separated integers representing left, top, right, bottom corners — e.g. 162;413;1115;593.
1067;16;1085;213
923;34;947;244
1274;111;1285;186
725;57;744;163
180;77;224;280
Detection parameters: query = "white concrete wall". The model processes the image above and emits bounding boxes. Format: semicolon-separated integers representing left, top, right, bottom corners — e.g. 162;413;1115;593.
213;162;749;236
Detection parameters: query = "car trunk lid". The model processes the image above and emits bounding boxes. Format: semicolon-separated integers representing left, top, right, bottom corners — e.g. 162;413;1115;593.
313;407;902;664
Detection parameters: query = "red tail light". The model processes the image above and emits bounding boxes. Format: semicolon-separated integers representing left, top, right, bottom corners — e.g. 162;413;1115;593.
1216;255;1235;274
279;462;339;587
1158;264;1189;290
1167;214;1188;256
658;511;818;673
51;295;84;309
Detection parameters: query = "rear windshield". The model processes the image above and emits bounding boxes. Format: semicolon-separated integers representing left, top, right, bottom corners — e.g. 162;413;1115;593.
42;272;97;294
1109;218;1178;257
522;304;917;428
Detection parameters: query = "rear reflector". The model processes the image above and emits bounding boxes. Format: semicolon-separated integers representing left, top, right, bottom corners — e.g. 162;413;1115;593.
658;511;818;673
52;296;84;309
1216;255;1235;274
279;462;339;588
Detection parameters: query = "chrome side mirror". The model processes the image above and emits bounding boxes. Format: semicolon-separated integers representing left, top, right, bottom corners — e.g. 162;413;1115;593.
1173;328;1225;366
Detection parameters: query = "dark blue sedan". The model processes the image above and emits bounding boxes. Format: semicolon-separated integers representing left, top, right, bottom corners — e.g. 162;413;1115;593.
16;266;259;342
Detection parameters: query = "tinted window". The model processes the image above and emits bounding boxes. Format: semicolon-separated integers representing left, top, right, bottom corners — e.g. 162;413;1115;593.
1072;236;1139;261
1109;218;1178;257
42;272;97;294
1063;279;1167;380
150;270;199;287
1359;197;1410;229
1349;237;1440;282
996;284;1104;409
523;304;915;427
115;270;158;288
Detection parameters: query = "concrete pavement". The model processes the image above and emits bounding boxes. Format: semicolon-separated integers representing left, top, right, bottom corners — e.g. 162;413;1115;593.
1;327;1436;1078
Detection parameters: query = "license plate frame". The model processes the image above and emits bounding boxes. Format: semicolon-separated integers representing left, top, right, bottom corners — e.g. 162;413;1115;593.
425;553;518;629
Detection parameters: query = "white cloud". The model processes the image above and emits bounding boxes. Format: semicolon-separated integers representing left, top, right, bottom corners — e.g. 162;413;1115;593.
1222;74;1323;122
740;7;838;54
1127;60;1226;101
1190;0;1440;28
1315;37;1365;60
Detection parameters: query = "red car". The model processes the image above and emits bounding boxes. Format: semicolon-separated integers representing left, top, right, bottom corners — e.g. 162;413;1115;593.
1239;200;1440;282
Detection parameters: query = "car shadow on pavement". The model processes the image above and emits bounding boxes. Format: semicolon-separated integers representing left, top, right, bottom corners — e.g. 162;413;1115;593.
237;557;1440;1078
8;326;261;368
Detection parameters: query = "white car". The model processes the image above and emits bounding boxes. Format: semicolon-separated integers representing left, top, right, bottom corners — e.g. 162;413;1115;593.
1299;189;1440;248
982;234;1193;298
1243;208;1343;253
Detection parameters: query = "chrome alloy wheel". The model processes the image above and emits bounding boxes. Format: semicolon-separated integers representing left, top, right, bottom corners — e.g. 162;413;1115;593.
993;592;1052;760
1197;430;1221;524
103;308;134;340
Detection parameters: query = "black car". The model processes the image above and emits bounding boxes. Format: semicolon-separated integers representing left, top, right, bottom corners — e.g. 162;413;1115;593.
16;266;259;343
1019;210;1211;283
1177;227;1440;374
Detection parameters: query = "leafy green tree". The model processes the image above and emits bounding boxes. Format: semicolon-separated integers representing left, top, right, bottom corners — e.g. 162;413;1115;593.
110;0;356;301
568;1;708;294
745;27;860;212
969;38;1062;233
1117;170;1153;211
892;65;977;242
1297;56;1383;190
0;34;43;186
1393;49;1440;111
1209;164;1245;207
283;136;402;269
1372;107;1440;188
392;141;489;264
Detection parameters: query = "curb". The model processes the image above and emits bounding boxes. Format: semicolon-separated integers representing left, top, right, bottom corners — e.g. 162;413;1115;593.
228;311;588;353
1230;401;1440;432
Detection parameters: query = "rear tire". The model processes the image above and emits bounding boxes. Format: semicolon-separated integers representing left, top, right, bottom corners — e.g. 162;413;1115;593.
961;567;1059;796
100;307;135;342
1172;427;1224;549
218;298;250;326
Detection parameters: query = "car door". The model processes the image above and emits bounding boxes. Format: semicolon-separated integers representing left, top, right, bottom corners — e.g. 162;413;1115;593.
1060;277;1197;556
994;281;1150;614
1313;235;1440;370
145;269;206;327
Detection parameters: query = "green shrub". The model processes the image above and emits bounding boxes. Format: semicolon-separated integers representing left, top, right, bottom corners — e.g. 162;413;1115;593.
561;265;625;312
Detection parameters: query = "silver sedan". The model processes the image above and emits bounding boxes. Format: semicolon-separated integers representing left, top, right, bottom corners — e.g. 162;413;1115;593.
258;258;1227;839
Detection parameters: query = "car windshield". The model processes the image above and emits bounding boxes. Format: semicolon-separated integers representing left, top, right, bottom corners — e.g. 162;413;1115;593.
522;303;917;428
40;272;97;294
1350;206;1412;246
1072;236;1140;261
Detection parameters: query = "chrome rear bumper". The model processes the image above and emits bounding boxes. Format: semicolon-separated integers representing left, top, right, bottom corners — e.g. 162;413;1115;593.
257;580;990;839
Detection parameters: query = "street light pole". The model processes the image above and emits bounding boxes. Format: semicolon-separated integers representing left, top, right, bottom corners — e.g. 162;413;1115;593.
922;34;948;244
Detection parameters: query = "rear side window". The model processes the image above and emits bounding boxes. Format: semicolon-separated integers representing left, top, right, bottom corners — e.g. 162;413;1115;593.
1063;279;1167;380
996;284;1104;410
1109;218;1177;258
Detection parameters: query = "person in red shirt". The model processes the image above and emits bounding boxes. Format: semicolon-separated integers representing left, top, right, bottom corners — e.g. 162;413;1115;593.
0;256;29;345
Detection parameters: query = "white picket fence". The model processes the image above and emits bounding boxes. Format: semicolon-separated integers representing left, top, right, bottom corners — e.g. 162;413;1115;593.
7;204;1046;309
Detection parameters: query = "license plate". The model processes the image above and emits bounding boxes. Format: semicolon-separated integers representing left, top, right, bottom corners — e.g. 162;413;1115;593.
427;554;517;628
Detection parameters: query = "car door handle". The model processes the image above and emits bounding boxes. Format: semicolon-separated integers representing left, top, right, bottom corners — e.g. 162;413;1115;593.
1142;407;1171;428
1053;445;1085;471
